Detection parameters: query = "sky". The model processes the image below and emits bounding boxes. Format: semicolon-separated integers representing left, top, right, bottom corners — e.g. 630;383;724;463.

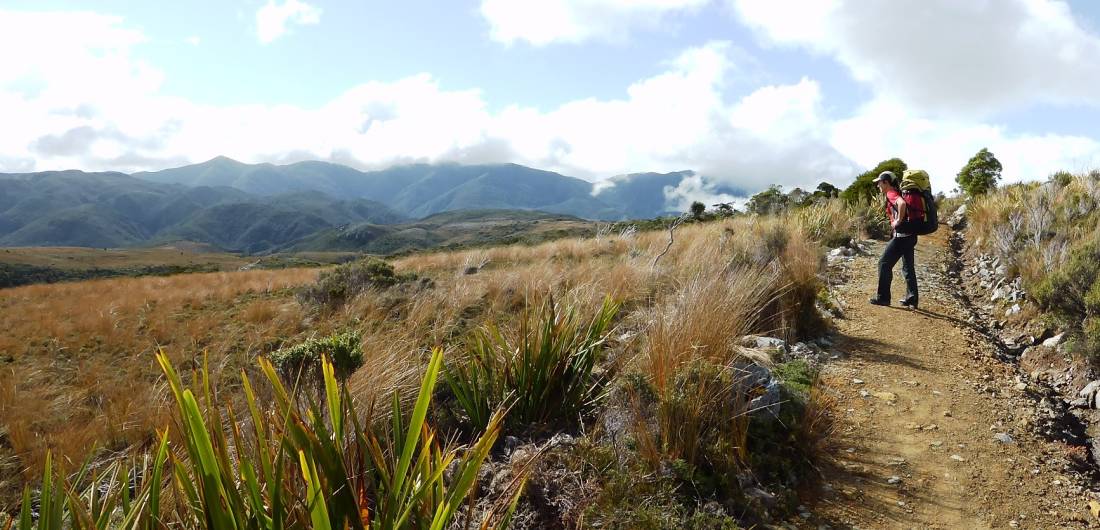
2;0;1100;198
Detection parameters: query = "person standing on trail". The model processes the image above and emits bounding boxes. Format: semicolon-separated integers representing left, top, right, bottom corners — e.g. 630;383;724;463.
869;171;919;309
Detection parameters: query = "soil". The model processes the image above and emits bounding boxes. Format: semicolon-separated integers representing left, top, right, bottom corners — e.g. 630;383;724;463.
798;230;1100;529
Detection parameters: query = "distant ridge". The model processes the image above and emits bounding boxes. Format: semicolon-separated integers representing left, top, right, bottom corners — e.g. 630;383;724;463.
135;158;745;220
0;170;404;252
0;159;745;252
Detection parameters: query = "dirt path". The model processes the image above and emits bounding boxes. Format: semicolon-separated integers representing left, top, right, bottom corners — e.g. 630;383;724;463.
801;231;1097;529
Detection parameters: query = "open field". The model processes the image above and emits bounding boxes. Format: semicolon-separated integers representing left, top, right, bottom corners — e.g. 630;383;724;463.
0;245;367;289
0;211;603;289
0;245;247;270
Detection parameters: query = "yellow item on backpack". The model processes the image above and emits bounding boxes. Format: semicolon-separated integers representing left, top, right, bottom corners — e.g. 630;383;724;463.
901;169;930;192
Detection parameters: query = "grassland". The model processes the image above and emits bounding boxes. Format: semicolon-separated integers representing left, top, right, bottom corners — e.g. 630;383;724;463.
0;202;856;526
0;245;370;290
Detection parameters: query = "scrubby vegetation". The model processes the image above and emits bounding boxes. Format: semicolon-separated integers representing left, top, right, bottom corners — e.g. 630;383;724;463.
966;170;1100;360
0;202;860;526
270;330;365;387
296;257;421;309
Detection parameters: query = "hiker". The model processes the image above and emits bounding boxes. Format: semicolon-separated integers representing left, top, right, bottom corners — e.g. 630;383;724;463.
869;171;921;308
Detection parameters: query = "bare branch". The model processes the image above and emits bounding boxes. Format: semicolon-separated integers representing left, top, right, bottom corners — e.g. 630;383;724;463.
652;214;689;267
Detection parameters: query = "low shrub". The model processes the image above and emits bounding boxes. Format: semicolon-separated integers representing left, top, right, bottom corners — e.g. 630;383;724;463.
1032;238;1100;359
746;360;832;486
297;257;418;308
445;295;621;433
269;330;364;388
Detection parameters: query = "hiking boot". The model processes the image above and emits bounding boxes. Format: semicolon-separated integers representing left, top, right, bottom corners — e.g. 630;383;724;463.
868;297;889;306
900;297;919;309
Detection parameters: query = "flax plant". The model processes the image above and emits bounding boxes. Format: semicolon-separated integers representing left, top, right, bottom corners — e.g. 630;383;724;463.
11;348;522;529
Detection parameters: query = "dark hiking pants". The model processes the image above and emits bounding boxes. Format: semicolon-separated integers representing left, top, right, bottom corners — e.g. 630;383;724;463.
876;235;918;302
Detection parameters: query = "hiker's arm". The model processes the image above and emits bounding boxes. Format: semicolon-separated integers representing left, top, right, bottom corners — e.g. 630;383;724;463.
893;198;907;227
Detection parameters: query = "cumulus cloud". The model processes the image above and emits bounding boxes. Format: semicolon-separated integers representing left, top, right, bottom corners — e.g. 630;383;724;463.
831;98;1100;191
663;173;741;212
729;0;1100;116
480;0;709;45
256;0;321;44
0;18;859;193
3;6;1099;200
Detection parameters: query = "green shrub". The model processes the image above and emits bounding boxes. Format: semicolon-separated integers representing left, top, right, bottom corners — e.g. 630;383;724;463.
297;257;418;308
270;330;364;386
445;295;620;433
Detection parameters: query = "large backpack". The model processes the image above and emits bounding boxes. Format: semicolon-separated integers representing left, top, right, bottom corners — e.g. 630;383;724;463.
896;169;938;235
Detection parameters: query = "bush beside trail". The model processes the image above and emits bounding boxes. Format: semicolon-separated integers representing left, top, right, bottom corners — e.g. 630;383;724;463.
965;170;1100;363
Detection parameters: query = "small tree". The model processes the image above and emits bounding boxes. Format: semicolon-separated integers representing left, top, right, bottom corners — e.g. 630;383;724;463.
787;187;809;207
815;182;840;198
956;148;1002;196
690;201;707;220
746;185;790;215
841;158;908;204
713;202;737;217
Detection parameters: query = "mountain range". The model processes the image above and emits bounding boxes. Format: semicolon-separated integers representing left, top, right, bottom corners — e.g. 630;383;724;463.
0;158;744;252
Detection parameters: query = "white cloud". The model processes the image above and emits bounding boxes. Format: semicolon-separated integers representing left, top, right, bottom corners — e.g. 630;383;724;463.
480;0;709;45
831;98;1100;192
3;8;1099;202
663;173;741;212
729;0;1100;116
185;35;201;46
256;0;321;44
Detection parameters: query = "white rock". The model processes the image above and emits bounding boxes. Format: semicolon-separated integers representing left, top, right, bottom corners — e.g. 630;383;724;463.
994;433;1015;444
742;335;788;352
1079;380;1100;399
1042;333;1064;348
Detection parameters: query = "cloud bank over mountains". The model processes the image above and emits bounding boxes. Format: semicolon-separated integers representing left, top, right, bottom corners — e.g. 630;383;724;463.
2;0;1099;199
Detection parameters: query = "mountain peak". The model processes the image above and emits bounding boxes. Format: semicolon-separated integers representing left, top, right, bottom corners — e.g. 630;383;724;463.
203;155;245;166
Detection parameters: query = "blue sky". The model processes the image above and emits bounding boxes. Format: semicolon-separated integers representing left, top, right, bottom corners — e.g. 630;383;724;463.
2;0;1100;197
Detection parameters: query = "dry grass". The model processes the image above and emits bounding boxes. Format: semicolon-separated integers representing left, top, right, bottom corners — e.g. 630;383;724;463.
0;207;850;508
0;268;316;500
